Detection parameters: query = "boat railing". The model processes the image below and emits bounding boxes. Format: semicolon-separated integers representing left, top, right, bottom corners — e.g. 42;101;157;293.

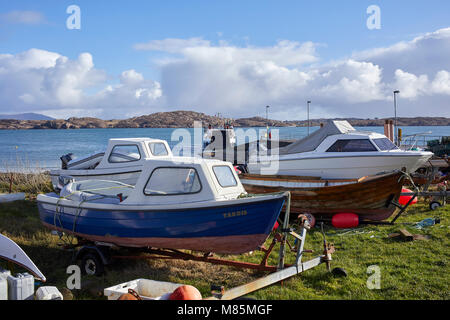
399;133;446;151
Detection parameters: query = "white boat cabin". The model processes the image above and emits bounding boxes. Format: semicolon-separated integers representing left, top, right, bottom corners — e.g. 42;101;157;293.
51;138;173;190
65;138;173;170
252;120;402;159
59;157;247;206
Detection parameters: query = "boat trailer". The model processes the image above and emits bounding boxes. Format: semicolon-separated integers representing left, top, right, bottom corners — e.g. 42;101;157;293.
354;186;448;226
69;192;336;300
399;189;448;212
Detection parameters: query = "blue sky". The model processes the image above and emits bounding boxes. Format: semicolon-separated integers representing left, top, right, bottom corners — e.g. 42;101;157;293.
1;1;450;119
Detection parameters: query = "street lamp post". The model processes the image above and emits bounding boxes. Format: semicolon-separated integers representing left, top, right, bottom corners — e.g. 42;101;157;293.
393;90;400;145
266;106;270;139
307;101;311;136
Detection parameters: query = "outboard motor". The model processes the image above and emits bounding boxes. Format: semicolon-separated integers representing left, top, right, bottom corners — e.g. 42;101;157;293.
60;153;73;169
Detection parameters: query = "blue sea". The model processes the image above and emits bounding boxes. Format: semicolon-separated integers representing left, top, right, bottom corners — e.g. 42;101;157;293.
0;126;449;171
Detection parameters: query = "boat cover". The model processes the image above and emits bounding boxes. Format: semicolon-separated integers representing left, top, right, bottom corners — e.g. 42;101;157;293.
277;120;356;155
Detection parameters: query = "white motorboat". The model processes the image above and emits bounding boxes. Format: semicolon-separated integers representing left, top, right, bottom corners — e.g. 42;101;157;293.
247;120;433;179
50;138;172;190
0;233;46;281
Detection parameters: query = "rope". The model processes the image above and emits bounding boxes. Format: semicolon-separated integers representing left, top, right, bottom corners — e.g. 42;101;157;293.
51;183;133;247
399;170;420;194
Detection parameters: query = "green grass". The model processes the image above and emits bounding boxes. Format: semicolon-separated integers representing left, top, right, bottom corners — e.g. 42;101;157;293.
0;180;449;300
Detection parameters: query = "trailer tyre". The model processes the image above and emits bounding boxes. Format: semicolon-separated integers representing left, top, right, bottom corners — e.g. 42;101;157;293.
80;252;104;276
429;201;442;211
331;267;348;277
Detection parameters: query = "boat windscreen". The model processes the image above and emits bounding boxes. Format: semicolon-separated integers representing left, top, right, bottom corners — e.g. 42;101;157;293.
149;142;169;156
144;167;201;195
372;138;399;151
326;139;377;152
213;165;237;187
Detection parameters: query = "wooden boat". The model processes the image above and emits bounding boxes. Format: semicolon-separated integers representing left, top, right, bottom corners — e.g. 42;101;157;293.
410;158;449;186
239;171;405;221
38;157;286;255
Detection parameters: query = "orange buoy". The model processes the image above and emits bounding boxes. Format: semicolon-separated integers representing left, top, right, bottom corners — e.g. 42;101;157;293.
169;285;202;300
399;188;418;206
118;293;138;300
118;289;141;300
331;213;359;228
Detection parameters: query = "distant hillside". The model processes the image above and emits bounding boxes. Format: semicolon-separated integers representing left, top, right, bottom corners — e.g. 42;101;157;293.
0;110;449;129
287;117;450;127
0;113;54;120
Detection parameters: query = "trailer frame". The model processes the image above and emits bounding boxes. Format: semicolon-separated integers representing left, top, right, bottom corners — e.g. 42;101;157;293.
69;192;335;299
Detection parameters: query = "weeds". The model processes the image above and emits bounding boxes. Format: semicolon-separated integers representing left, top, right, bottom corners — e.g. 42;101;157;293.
0;170;448;300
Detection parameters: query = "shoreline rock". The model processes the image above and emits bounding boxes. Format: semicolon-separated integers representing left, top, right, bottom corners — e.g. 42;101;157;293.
0;111;449;130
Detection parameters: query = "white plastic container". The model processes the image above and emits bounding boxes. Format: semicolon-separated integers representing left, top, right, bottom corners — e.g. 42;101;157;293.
36;286;63;300
0;268;11;300
104;279;184;300
7;273;35;300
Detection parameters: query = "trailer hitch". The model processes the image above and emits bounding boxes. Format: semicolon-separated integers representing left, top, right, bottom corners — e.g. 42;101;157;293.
320;222;335;272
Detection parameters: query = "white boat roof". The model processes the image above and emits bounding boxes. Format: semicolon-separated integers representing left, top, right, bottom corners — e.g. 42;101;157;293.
122;157;246;205
108;137;167;143
279;120;357;154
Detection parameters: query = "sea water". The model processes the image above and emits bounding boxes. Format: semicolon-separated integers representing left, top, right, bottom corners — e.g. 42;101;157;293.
0;126;449;171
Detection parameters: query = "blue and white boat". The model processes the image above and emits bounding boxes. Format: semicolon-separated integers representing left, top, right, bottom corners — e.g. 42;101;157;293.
37;157;286;254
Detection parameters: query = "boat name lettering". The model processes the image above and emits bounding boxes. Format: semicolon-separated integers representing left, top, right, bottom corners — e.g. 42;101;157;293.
223;210;247;218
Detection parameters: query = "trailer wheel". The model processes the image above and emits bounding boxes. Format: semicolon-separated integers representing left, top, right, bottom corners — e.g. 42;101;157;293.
331;267;348;277
80;252;104;276
429;201;442;211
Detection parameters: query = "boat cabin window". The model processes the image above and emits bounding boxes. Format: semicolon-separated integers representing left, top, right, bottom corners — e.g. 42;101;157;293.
372;138;399;151
108;145;141;163
73;180;134;198
213;165;237;187
326;139;377;152
144;167;201;195
149;142;169;156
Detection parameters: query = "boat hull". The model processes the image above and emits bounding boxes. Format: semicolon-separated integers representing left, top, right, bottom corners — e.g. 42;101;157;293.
247;153;432;179
241;172;405;221
37;195;285;254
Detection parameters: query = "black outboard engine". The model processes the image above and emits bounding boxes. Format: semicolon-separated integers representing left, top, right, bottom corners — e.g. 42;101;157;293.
60;153;73;169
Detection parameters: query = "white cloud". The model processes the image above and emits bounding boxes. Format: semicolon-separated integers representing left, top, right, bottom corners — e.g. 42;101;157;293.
393;69;429;99
0;49;162;118
0;49;107;110
2;27;450;120
0;10;46;25
353;27;450;80
155;41;390;117
431;70;450;95
93;69;163;117
134;37;211;52
152;30;450;118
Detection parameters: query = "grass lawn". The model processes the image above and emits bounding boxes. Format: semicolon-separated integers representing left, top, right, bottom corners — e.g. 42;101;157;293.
0;175;448;300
